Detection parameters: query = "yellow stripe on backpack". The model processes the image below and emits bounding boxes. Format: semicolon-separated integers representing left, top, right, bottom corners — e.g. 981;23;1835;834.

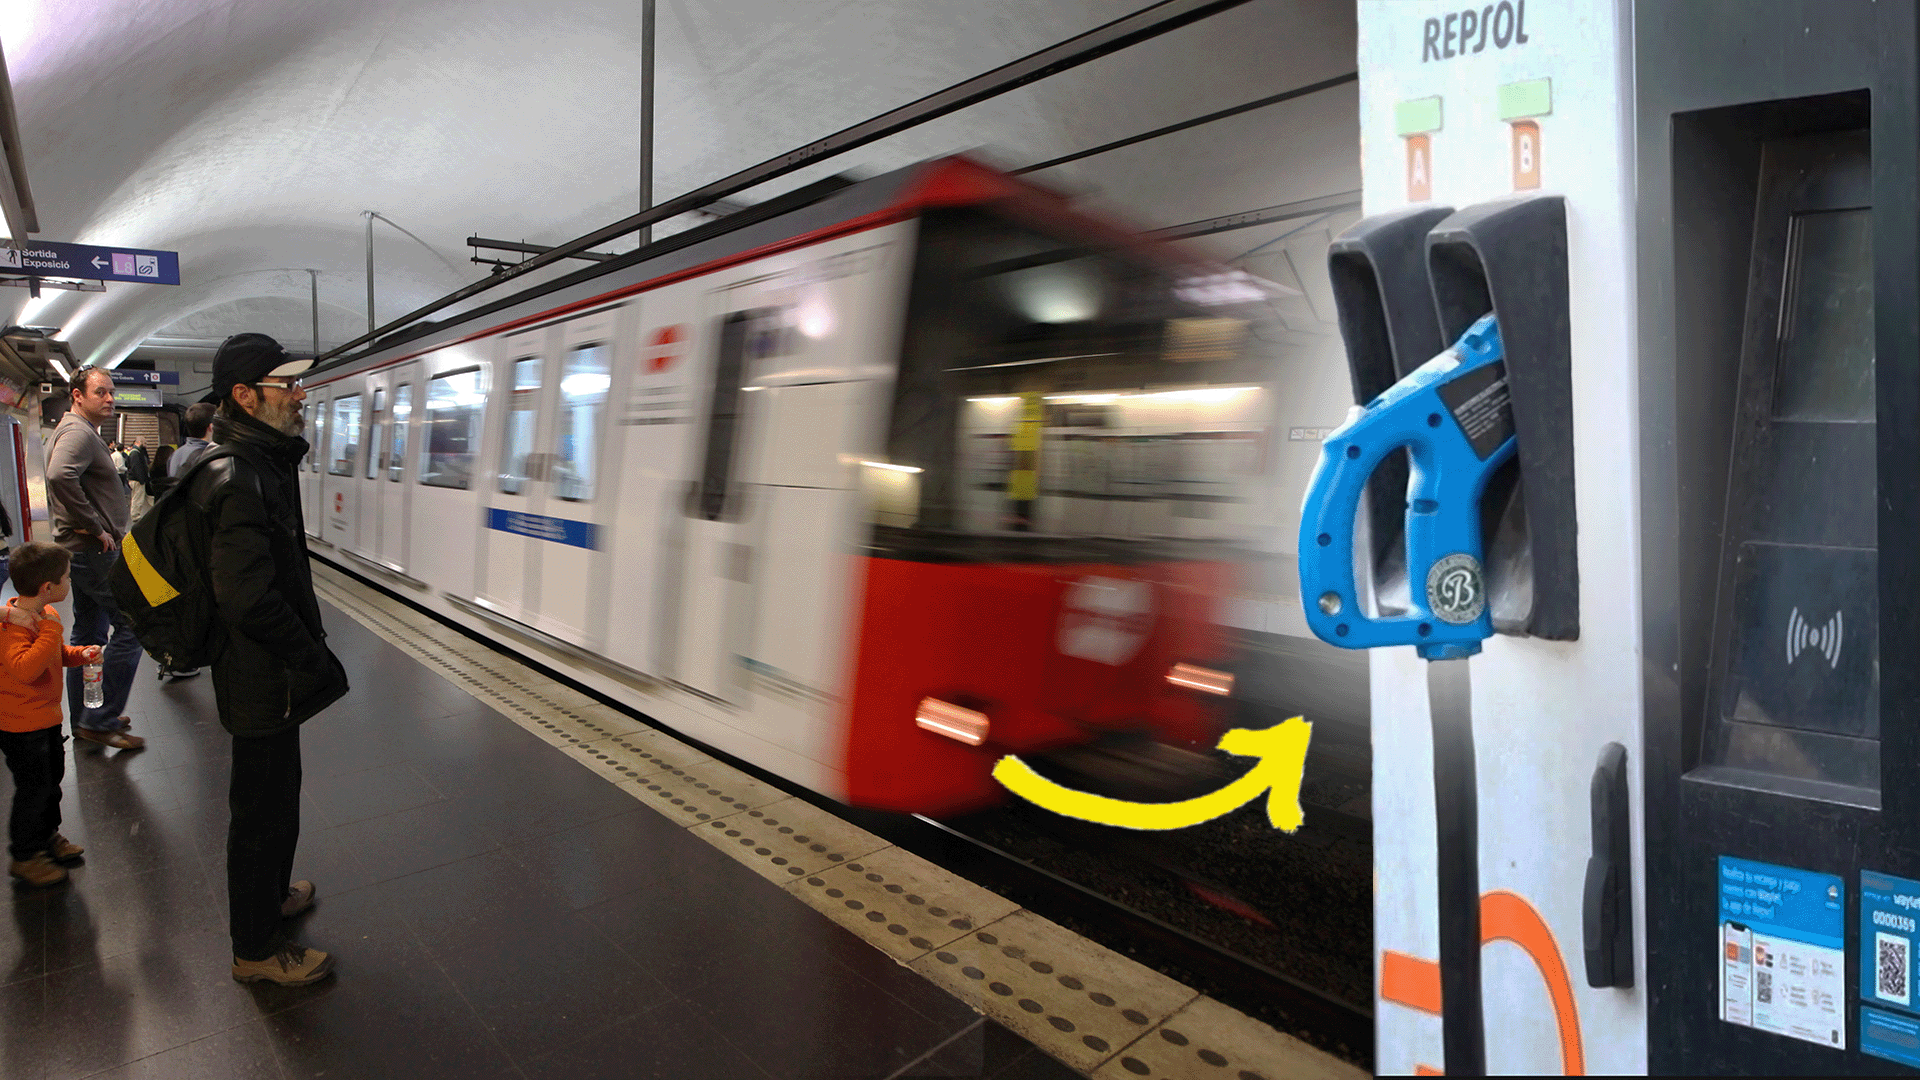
121;533;180;606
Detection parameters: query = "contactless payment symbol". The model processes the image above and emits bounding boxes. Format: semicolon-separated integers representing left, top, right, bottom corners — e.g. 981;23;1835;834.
1427;553;1485;625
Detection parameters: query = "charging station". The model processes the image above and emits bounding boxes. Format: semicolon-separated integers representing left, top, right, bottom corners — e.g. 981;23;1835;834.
1638;4;1920;1075
1333;1;1920;1073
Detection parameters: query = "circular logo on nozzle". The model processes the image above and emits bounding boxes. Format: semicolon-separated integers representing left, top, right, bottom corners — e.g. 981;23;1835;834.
1426;553;1486;626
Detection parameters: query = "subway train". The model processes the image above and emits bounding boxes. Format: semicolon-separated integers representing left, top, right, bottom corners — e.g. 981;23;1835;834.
299;157;1285;817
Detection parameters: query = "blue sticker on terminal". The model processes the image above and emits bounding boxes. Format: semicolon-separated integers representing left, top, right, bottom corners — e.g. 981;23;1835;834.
1718;856;1846;1050
1860;869;1920;1066
487;508;599;550
1865;1006;1920;1069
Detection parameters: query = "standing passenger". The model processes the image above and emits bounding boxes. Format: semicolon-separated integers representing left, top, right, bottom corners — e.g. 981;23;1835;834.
170;403;216;475
125;438;154;520
190;333;346;985
0;543;103;886
155;403;220;683
44;369;144;750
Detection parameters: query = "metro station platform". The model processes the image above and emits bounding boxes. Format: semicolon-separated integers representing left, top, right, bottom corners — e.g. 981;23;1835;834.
0;563;1361;1080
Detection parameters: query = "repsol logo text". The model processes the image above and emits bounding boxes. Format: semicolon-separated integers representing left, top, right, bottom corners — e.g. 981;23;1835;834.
1424;1;1530;61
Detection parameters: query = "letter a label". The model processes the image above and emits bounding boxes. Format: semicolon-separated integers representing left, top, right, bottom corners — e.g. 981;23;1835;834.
1408;134;1432;202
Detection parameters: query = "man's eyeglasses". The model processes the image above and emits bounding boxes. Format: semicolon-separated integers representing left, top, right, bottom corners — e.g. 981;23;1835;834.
255;377;304;391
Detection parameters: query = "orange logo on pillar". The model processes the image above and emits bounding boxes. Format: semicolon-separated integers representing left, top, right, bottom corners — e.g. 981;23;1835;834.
1407;135;1433;202
333;492;344;514
645;325;685;373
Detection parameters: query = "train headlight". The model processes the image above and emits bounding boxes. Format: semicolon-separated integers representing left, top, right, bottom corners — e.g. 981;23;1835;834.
914;697;989;746
1166;662;1233;696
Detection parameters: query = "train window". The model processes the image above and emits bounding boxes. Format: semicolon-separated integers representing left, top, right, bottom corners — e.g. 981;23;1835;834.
690;311;768;521
877;207;1270;547
500;357;541;495
552;343;608;502
389;384;410;482
367;388;385;480
421;367;484;489
327;395;361;477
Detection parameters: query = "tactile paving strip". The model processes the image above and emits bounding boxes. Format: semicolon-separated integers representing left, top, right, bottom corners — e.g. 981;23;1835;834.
794;845;1021;964
1090;995;1361;1080
312;562;1368;1080
915;909;1198;1076
696;795;891;885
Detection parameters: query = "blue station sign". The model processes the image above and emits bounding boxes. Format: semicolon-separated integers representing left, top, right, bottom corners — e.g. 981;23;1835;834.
0;241;180;285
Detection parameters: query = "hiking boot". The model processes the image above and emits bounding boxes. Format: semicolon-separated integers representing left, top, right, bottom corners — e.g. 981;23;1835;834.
232;943;334;986
9;854;67;887
281;880;315;917
76;727;144;750
47;834;83;863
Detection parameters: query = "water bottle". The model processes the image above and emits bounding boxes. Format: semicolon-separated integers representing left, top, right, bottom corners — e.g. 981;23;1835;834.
83;662;104;709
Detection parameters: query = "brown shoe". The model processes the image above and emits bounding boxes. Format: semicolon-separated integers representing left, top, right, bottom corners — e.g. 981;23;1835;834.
232;943;334;986
76;727;144;750
9;854;67;887
281;880;315;917
47;834;83;863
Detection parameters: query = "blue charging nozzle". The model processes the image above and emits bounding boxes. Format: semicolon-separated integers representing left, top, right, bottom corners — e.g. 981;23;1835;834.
1298;313;1516;661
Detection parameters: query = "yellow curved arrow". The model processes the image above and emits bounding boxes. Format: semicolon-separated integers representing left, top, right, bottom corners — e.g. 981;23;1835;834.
990;718;1313;832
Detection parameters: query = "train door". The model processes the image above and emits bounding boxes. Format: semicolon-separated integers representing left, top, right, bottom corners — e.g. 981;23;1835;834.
322;383;361;546
377;367;419;571
671;295;782;703
301;398;322;540
476;328;551;624
529;312;620;644
357;373;391;557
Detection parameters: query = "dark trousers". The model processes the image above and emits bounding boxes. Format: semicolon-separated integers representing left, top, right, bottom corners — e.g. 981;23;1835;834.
228;726;301;961
0;726;65;861
67;551;142;732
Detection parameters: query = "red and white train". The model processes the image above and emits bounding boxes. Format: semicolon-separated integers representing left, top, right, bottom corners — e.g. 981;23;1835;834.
300;157;1278;817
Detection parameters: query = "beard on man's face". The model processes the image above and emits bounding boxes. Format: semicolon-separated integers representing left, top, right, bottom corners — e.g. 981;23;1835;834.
254;396;305;437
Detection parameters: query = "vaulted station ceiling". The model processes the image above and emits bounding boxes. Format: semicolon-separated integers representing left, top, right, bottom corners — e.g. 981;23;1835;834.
0;0;1358;381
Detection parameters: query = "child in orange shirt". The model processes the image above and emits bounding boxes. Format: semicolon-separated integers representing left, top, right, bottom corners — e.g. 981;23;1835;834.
1;542;103;886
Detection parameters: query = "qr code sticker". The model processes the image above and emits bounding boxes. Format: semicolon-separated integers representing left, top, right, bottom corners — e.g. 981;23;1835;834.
1756;969;1772;1005
1878;931;1911;1006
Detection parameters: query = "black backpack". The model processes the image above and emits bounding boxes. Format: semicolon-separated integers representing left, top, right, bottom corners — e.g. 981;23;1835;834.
108;447;241;671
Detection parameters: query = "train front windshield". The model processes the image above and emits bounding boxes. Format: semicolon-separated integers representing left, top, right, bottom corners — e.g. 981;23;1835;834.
875;207;1274;555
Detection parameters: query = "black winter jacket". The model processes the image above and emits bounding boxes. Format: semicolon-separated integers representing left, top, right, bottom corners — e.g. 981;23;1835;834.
189;412;347;738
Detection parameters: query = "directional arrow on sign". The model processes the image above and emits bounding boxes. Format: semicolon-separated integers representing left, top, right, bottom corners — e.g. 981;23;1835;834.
91;257;107;269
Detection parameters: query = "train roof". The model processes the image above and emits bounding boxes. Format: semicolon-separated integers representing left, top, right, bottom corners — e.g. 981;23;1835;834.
309;155;1210;386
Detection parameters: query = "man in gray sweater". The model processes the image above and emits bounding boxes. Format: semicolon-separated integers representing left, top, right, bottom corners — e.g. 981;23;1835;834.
45;367;145;750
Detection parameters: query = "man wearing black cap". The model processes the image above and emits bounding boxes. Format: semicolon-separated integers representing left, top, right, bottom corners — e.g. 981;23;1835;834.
187;332;347;985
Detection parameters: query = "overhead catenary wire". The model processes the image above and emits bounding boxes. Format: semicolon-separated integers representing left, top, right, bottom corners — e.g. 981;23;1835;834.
1012;70;1358;176
312;0;1256;367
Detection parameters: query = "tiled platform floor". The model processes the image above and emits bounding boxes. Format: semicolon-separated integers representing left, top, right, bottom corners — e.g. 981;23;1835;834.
0;602;1079;1079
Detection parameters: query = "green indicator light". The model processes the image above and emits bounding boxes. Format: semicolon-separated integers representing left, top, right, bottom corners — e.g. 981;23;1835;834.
1498;78;1552;120
1395;97;1443;136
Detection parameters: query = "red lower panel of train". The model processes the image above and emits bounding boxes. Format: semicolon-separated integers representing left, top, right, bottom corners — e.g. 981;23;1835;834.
842;555;1237;816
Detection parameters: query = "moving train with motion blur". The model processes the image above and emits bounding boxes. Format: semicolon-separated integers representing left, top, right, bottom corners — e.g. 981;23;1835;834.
298;157;1284;817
